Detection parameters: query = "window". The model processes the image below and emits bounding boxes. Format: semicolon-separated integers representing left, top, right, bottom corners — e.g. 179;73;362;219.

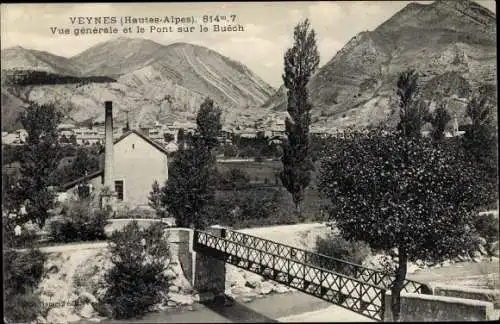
115;180;124;201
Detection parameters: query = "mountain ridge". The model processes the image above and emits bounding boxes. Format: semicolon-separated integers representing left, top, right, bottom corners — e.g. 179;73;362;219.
265;0;497;129
1;37;276;131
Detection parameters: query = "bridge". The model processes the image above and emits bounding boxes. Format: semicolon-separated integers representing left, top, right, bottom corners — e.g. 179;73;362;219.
192;227;431;322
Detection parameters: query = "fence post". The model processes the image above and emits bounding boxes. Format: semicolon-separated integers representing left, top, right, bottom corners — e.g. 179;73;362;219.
194;226;227;303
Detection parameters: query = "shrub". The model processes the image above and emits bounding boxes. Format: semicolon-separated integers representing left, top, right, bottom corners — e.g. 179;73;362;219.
101;221;171;319
313;234;371;277
219;168;251;190
2;215;39;249
4;248;47;323
49;198;108;243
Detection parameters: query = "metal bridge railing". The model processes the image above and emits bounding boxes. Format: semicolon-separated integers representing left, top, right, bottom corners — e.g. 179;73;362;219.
224;229;430;294
194;230;388;321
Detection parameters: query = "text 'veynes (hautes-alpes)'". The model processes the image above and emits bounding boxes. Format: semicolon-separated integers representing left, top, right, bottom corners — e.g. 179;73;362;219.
49;15;245;36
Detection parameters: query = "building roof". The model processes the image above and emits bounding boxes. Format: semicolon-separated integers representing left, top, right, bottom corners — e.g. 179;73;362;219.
59;129;168;190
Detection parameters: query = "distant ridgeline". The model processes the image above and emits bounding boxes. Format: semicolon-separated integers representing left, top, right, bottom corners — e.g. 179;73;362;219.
2;69;116;86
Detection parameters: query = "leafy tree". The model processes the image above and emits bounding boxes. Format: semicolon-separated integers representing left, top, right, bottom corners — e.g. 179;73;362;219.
10;102;63;227
161;98;222;229
318;129;490;321
280;18;319;215
430;102;451;141
163;132;175;143
396;70;429;138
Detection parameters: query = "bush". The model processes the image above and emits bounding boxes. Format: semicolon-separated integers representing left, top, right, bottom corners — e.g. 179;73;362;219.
49;198;108;243
2;215;39;249
218;168;251;190
4;248;47;323
474;213;499;244
101;221;171;319
313;234;371;277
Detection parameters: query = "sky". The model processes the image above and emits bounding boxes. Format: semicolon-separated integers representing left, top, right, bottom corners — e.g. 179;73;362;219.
1;1;496;88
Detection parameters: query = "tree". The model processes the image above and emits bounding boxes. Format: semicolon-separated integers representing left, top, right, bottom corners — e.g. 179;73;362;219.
462;88;498;209
463;89;497;164
196;98;222;150
10;102;63;227
177;128;185;148
164;132;175;143
396;70;429;138
430;102;451;141
280;18;319;215
318;129;490;321
69;134;77;145
148;180;163;218
160;98;222;229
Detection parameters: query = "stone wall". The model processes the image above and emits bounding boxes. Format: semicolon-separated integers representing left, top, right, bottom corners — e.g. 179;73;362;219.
384;291;496;322
431;284;500;308
167;228;194;286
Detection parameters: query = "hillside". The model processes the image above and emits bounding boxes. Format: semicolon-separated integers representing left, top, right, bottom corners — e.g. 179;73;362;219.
266;0;497;129
1;38;275;131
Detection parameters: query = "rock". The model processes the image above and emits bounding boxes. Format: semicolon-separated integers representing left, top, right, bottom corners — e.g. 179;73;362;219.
406;263;419;274
192;294;200;303
258;281;274;295
273;285;289;294
415;259;425;267
244;272;263;288
479;245;488;256
87;318;104;323
46;308;81;323
229;270;246;287
240;297;253;303
78;304;95;319
77;292;98;305
262;268;273;278
472;251;482;259
168;293;193;306
166;300;177;307
164;269;177;280
441;260;451;267
171;276;191;293
490;241;499;256
231;286;253;296
169;285;180;293
35;315;47;324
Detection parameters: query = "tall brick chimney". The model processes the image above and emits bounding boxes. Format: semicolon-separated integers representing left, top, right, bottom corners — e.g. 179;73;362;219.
104;101;114;188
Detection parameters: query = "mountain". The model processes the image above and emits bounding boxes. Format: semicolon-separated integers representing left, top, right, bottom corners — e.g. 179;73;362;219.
267;0;497;129
1;46;82;76
1;38;275;131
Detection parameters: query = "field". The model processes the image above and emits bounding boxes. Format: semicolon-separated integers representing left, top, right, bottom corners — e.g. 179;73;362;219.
216;159;329;224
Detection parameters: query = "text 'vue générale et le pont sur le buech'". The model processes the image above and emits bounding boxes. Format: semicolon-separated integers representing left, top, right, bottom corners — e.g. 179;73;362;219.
49;15;245;36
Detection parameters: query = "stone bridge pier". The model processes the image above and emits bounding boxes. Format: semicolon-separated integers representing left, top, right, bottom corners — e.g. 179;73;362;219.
172;226;227;303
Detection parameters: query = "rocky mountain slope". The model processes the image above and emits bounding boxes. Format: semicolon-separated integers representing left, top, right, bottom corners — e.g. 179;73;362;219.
265;0;497;129
1;38;275;131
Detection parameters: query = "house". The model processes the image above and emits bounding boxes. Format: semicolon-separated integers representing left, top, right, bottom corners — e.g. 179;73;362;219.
60;102;169;210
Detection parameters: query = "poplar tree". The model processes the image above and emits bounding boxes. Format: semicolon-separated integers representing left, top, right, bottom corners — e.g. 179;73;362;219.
280;18;319;215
